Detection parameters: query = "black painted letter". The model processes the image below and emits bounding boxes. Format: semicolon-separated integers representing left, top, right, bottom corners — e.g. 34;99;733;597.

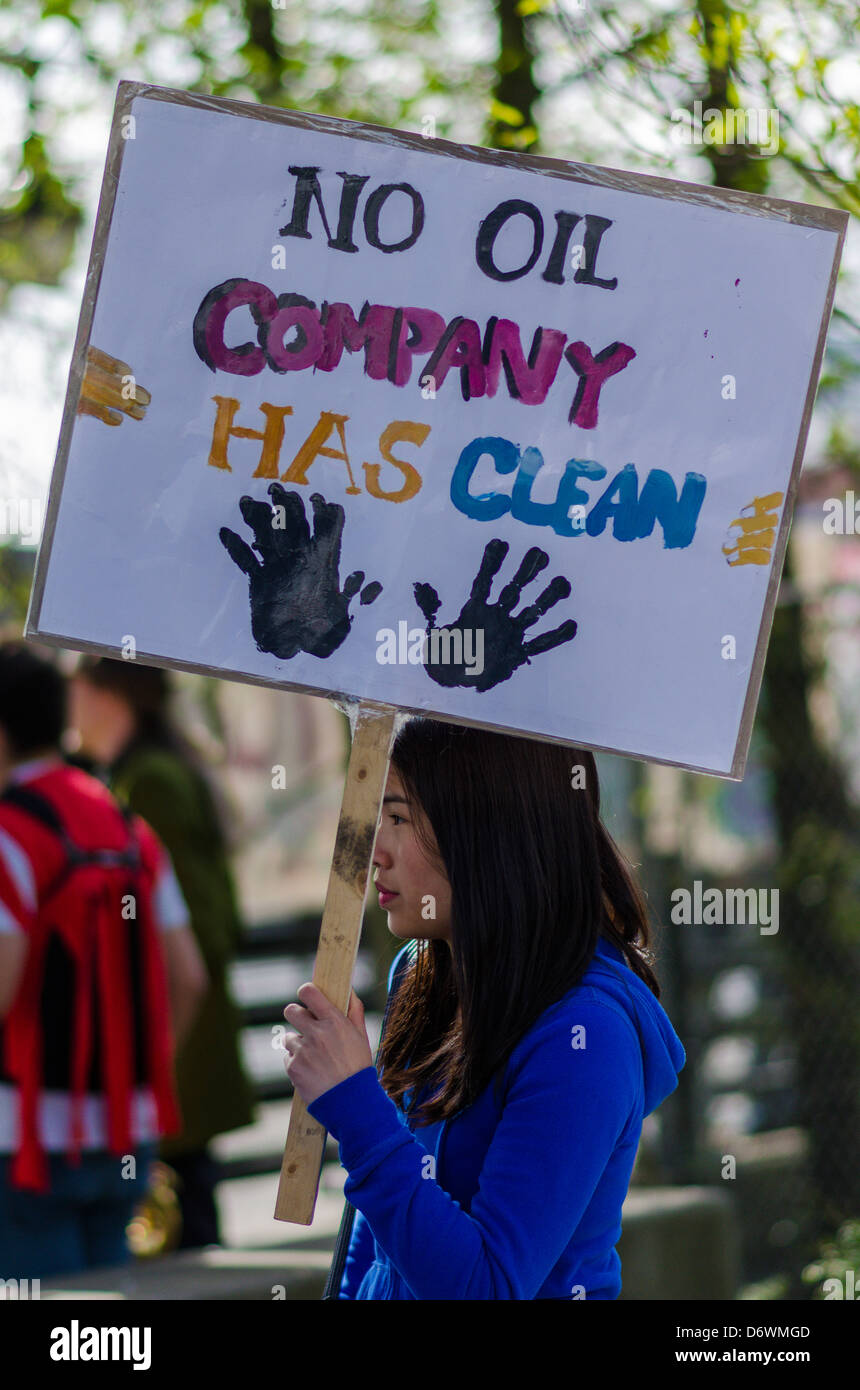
573;215;618;291
363;183;425;253
476;200;544;282
541;211;583;284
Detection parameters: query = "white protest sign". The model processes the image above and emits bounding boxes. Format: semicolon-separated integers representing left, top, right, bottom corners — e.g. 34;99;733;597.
28;82;847;777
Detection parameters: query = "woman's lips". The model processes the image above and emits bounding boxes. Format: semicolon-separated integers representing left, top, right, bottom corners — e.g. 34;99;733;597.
378;889;399;907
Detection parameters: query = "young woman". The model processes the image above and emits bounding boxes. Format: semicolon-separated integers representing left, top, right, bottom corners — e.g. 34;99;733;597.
281;717;685;1300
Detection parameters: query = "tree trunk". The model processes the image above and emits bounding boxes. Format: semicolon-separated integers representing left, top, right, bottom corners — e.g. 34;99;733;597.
488;0;540;150
696;0;860;1249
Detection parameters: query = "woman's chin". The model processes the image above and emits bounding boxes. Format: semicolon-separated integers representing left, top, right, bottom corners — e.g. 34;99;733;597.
387;913;417;939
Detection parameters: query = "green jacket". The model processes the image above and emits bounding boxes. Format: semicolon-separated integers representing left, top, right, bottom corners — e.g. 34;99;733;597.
110;742;256;1155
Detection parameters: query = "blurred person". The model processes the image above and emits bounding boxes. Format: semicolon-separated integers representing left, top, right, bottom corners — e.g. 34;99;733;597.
0;642;206;1280
69;657;256;1250
280;718;686;1300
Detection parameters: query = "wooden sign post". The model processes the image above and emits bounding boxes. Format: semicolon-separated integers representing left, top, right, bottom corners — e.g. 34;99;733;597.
274;701;396;1224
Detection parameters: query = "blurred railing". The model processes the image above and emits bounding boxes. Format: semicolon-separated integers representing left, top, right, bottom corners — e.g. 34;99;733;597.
215;914;384;1182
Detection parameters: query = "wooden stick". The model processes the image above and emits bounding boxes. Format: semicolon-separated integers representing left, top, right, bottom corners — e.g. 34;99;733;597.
274;700;398;1224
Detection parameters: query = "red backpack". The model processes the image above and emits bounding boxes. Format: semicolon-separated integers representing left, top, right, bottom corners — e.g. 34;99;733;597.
0;778;180;1192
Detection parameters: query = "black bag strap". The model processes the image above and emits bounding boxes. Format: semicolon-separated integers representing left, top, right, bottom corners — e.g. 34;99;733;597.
322;938;419;1301
0;782;142;906
1;783;69;838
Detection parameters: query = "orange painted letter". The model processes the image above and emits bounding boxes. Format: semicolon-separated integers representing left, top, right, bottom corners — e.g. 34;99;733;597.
209;396;293;478
363;420;430;502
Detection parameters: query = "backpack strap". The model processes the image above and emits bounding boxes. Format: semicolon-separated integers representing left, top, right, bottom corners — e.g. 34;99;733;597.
0;778;178;1191
0;783;141;903
1;782;71;839
2;781;142;855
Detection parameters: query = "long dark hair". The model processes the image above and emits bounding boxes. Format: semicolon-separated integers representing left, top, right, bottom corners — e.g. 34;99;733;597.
377;719;658;1125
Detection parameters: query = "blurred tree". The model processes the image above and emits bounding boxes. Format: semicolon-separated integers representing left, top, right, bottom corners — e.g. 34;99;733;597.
544;0;860;1254
0;543;35;632
487;0;540;149
537;0;860;368
0;0;494;302
0;133;83;306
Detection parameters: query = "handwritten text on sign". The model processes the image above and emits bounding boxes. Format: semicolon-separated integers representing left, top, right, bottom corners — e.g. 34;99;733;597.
194;167;703;550
30;88;844;775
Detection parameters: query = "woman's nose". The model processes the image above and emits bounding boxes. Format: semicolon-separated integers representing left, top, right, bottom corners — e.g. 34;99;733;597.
372;835;392;868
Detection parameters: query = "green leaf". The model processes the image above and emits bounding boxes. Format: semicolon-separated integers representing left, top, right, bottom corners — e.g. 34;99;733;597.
490;98;525;127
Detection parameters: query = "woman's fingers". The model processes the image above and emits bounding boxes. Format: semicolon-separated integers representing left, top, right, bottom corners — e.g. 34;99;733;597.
284;986;366;1033
283;1001;312;1030
297;981;336;1018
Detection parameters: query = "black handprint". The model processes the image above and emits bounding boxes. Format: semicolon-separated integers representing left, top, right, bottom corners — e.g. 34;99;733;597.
413;539;577;692
220;483;382;659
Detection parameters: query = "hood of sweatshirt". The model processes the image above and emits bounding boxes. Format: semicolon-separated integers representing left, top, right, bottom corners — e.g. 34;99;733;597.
313;933;685;1301
582;936;685;1115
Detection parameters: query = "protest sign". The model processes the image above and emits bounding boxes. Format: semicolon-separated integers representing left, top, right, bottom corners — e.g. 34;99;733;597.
26;82;847;1220
27;82;847;777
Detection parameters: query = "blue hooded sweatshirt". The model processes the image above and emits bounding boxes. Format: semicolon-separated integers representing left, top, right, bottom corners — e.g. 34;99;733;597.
307;935;685;1300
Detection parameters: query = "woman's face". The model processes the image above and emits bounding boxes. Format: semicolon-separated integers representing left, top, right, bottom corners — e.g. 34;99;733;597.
372;766;452;944
67;676;132;763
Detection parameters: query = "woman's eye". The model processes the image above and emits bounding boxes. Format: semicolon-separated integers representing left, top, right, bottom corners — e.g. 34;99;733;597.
390;813;405;826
